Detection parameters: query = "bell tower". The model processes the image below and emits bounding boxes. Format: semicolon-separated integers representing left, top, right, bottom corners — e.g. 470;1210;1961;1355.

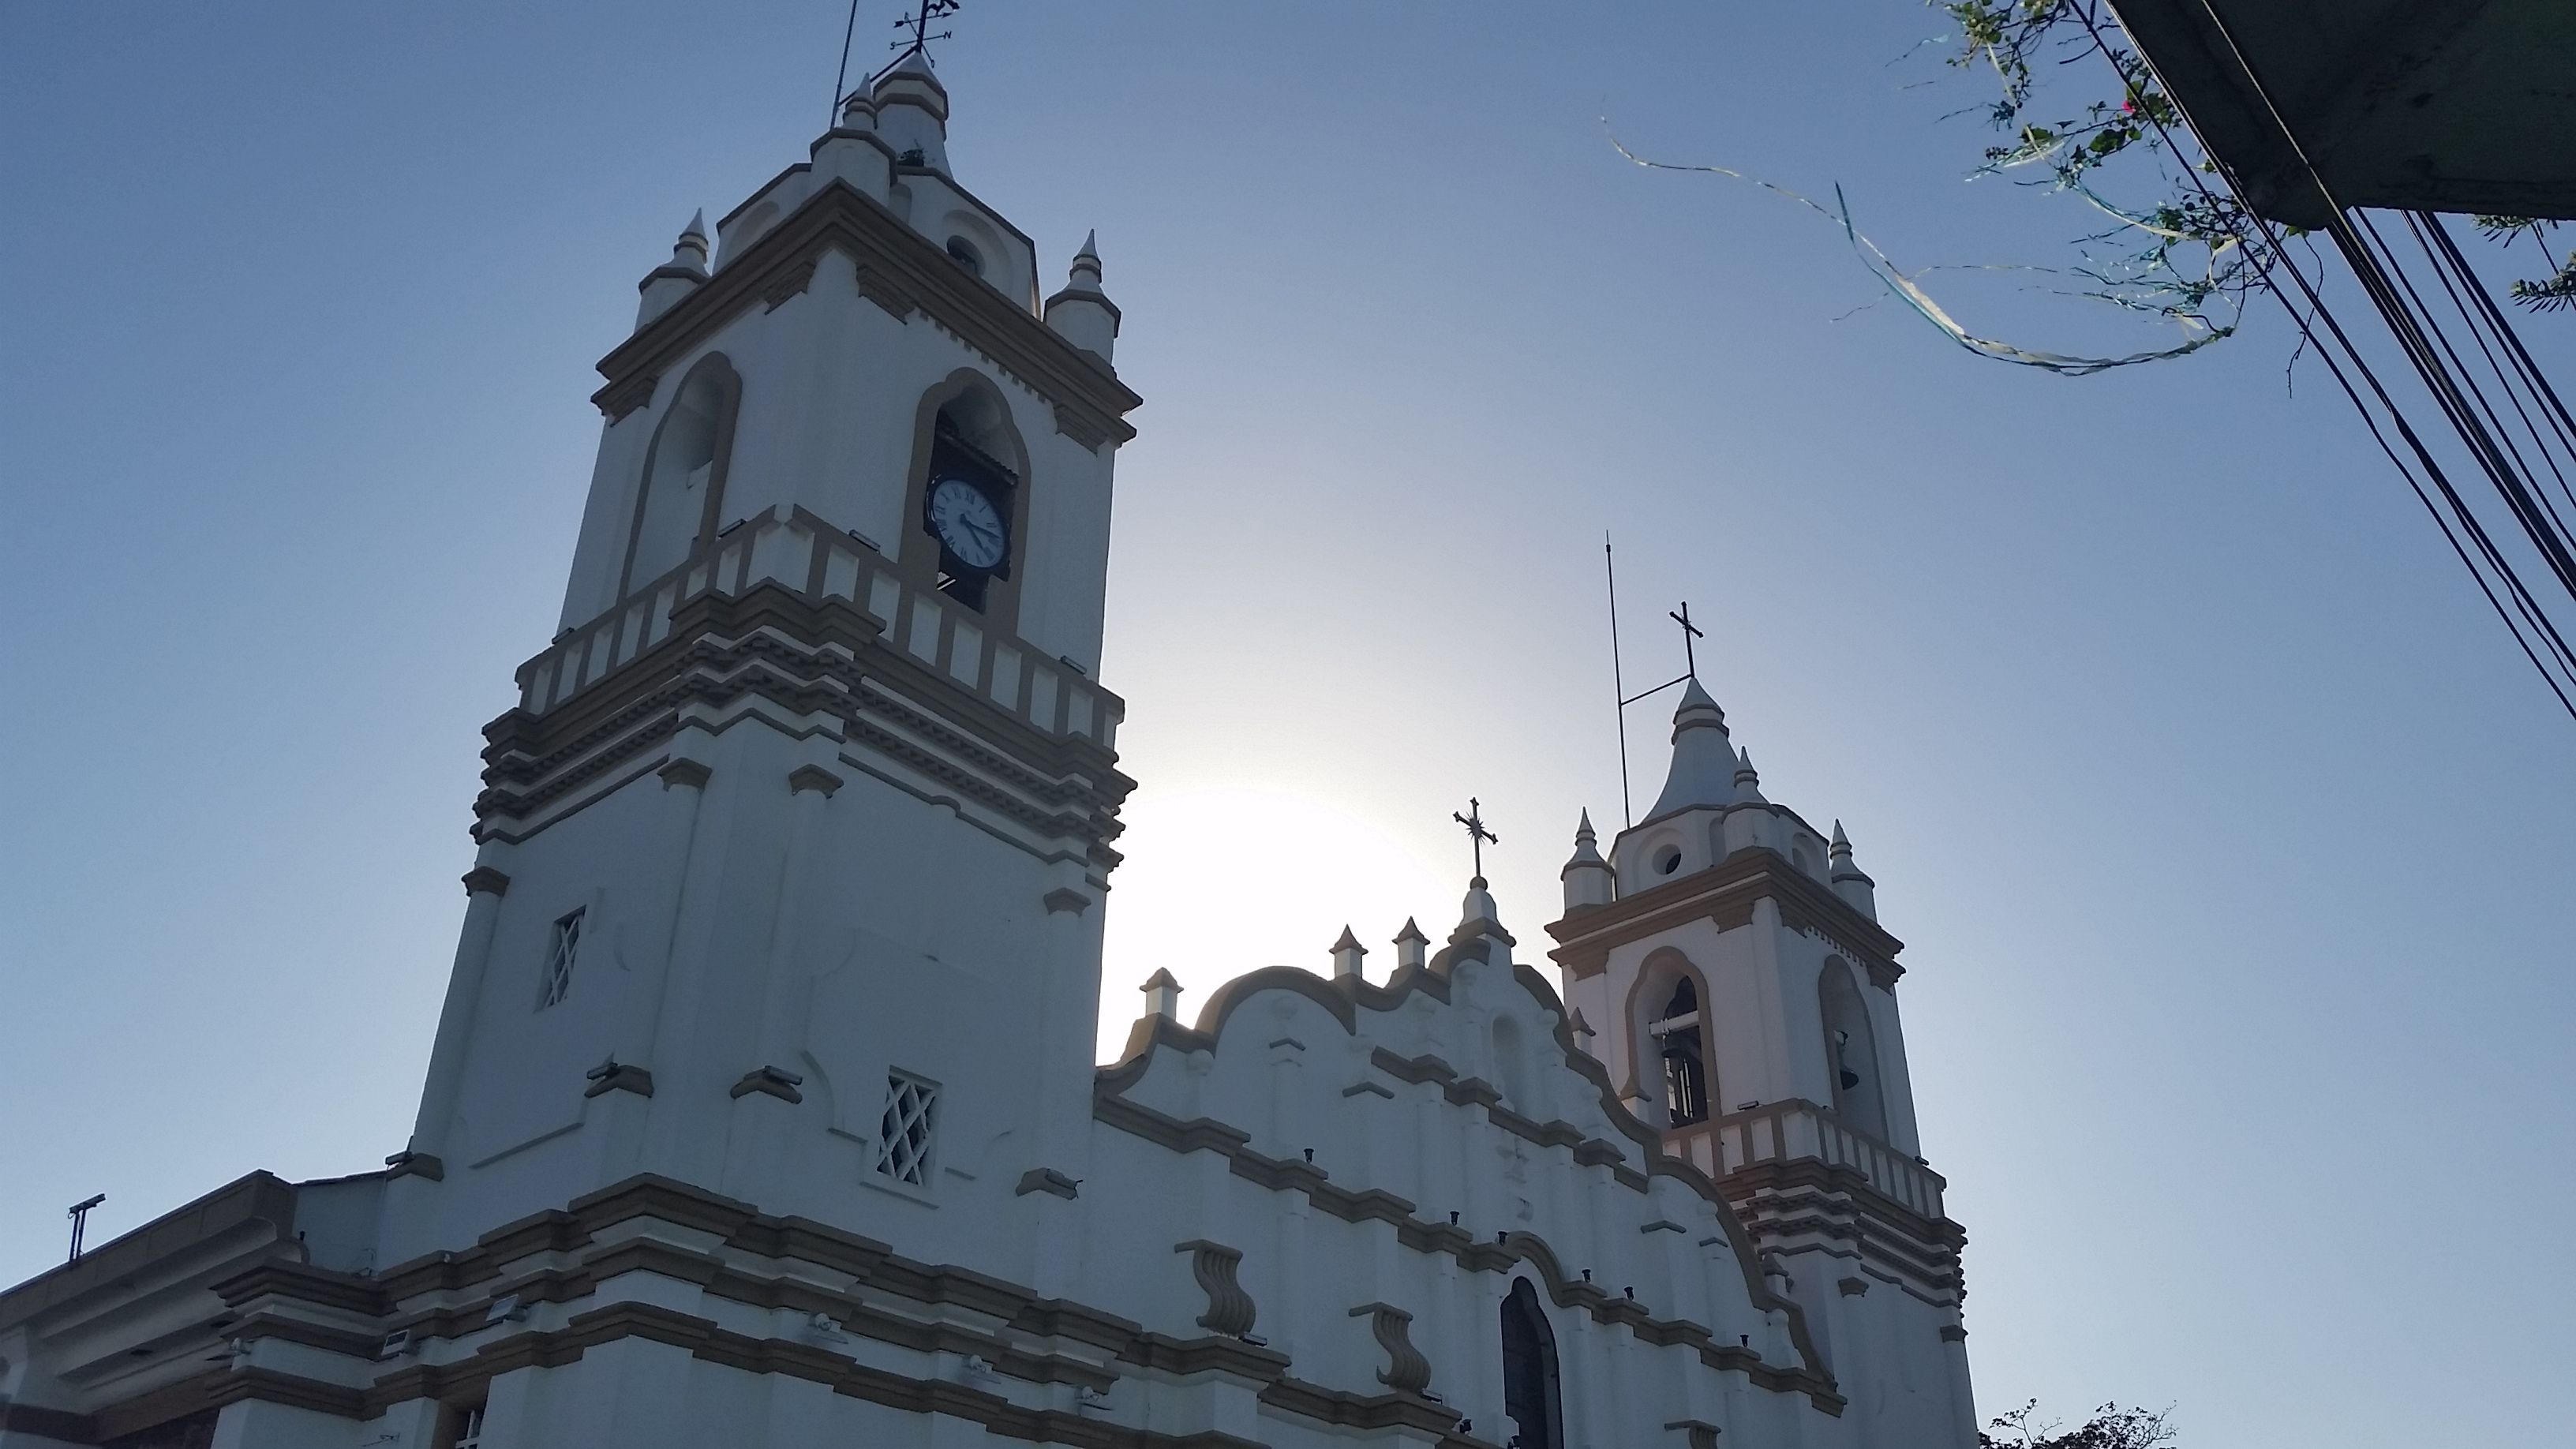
380;51;1141;1280
1547;680;1976;1445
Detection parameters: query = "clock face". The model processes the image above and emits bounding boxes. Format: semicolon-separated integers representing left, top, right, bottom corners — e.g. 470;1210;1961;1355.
927;477;1008;571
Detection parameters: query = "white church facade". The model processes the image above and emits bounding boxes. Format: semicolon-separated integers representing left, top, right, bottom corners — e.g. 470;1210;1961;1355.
0;53;1975;1449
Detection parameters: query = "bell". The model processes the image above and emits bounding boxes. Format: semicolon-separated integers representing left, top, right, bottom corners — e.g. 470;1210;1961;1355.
1839;1068;1861;1091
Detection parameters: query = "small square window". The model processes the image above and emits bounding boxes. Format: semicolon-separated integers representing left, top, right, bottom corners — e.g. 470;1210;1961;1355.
539;909;583;1009
875;1073;939;1186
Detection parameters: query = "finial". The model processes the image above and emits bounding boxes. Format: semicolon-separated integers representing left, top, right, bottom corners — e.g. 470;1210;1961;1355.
1393;917;1429;972
1140;968;1182;1020
1331;926;1368;982
1827;818;1877;917
1562;809;1612;910
672;210;710;271
1563;811;1607;869
1066;230;1104;292
1734;746;1767;804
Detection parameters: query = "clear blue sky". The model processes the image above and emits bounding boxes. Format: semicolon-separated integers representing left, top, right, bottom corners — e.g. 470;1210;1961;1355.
4;5;2569;1446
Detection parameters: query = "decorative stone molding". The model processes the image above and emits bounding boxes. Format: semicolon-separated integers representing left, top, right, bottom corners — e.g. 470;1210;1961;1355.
1174;1241;1256;1338
762;257;818;311
1349;1302;1431;1395
1092;966;1852;1409
1668;1418;1724;1449
856;263;916;319
1544;844;1904;983
787;763;845;798
593;179;1140;449
583;1058;655;1099
481;576;1130;857
1042;887;1091;915
657;758;713;791
459;866;512;897
1013;1168;1080;1199
382;1151;444;1182
1837;1276;1870;1297
1939;1324;1968;1342
1052;401;1110;451
596;372;658;421
731;1065;807;1103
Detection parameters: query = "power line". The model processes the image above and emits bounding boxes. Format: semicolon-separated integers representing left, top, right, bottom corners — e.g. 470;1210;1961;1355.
2080;2;2576;721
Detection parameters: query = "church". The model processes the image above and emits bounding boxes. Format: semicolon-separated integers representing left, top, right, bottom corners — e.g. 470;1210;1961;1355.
0;49;1975;1449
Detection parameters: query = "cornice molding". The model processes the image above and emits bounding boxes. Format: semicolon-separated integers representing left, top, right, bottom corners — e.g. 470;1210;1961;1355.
592;179;1140;453
477;582;1130;852
1544;847;1905;983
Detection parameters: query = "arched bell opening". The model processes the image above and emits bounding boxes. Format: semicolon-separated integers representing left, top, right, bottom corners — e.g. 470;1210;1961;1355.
620;354;741;597
1818;955;1889;1140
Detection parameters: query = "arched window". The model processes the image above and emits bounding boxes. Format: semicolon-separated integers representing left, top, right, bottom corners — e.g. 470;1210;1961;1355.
622;356;739;597
1818;957;1889;1140
1651;976;1710;1127
914;381;1023;613
1500;1278;1563;1449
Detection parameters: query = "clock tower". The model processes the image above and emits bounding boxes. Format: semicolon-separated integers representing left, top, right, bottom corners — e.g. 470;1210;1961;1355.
380;49;1141;1280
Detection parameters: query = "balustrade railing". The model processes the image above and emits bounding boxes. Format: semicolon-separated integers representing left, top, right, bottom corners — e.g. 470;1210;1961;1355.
511;506;1121;752
1679;1099;1945;1221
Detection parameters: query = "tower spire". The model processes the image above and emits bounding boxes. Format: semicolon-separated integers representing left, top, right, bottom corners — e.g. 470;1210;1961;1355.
635;211;711;328
1642;678;1735;820
1561;809;1615;914
1046;230;1121;360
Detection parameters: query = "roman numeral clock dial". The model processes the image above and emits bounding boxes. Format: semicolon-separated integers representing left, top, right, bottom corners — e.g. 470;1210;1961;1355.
927;476;1008;571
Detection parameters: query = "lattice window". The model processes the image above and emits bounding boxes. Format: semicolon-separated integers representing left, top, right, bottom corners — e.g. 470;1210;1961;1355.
539;909;582;1009
875;1073;939;1186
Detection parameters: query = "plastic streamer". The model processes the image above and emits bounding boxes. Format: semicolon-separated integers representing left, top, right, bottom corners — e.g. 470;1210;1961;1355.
1608;131;2233;376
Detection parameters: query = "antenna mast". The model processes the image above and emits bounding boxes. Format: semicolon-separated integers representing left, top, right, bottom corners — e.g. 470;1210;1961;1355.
1604;536;1705;832
1606;536;1634;828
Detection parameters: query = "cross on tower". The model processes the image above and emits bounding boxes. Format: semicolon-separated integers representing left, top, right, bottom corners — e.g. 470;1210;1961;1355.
893;0;960;57
1452;798;1498;886
1669;602;1704;679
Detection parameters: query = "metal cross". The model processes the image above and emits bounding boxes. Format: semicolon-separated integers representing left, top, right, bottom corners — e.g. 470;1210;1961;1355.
1668;601;1704;679
893;0;960;56
1452;798;1498;884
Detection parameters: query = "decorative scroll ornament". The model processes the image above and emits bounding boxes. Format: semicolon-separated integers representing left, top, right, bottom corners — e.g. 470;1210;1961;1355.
1350;1302;1432;1395
1175;1241;1256;1337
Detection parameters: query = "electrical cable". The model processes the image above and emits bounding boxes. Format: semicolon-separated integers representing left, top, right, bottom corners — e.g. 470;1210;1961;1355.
2423;216;2576;509
2078;2;2576;718
2388;213;2576;544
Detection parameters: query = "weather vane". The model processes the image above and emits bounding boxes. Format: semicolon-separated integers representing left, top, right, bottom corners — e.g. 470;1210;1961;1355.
835;0;961;124
893;0;960;58
1452;799;1498;886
